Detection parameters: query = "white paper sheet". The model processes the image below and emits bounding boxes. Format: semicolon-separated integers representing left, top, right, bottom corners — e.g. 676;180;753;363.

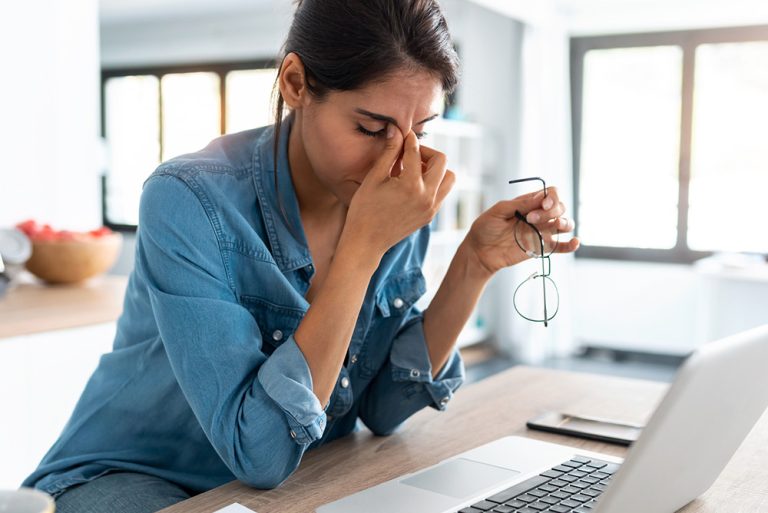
212;503;258;513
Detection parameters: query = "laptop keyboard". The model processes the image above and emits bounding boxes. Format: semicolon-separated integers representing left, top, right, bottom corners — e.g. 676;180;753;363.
457;456;620;513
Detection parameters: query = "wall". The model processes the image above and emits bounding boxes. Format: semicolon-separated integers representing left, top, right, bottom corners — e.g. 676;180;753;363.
556;0;768;36
0;0;102;231
100;3;292;68
573;260;701;354
573;258;768;355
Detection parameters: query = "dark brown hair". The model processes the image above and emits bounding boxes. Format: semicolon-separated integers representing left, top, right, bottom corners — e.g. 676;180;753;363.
270;0;460;237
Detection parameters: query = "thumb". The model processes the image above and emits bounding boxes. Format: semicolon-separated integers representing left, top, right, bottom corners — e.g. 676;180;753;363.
369;124;404;180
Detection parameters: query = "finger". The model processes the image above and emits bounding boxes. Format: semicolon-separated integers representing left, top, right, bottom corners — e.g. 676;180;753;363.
401;130;422;184
535;216;574;233
420;146;449;199
491;190;547;219
433;169;456;207
541;187;560;210
369;124;404;181
527;199;566;224
552;237;580;253
391;156;404;178
557;216;574;233
418;143;440;162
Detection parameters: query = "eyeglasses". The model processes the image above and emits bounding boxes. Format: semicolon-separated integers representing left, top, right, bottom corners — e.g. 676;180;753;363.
508;177;560;327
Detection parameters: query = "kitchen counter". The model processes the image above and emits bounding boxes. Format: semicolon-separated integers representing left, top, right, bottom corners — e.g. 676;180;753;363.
0;273;128;339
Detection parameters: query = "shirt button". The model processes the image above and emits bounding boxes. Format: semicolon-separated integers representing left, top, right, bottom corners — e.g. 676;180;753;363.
350;354;358;364
410;369;421;378
290;430;297;439
272;329;283;341
393;297;405;309
440;397;449;407
340;376;350;389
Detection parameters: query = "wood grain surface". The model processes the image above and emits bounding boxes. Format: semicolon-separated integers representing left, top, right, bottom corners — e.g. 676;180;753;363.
158;366;768;513
0;274;127;339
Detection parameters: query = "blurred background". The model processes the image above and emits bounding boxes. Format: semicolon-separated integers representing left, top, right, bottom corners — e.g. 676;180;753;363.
1;0;767;490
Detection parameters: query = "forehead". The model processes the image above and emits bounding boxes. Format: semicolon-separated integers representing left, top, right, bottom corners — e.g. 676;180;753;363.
330;69;445;124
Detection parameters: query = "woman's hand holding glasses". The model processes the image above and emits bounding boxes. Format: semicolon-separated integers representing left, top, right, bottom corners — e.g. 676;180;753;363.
464;181;579;275
464;177;580;326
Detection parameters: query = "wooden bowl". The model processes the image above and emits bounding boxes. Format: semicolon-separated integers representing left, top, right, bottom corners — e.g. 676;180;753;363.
25;233;123;284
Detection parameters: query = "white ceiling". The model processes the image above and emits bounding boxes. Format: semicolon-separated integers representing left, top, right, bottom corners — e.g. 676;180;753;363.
99;0;768;32
99;0;280;23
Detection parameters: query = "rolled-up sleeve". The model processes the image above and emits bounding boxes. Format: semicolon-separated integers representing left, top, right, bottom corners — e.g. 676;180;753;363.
257;335;327;444
138;173;325;489
358;306;465;436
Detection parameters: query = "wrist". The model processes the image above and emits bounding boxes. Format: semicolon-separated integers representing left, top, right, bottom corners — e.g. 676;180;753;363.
335;232;384;273
457;237;495;283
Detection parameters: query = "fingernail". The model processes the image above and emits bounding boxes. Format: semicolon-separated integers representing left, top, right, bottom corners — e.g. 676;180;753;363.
543;197;553;209
527;212;540;223
387;124;396;139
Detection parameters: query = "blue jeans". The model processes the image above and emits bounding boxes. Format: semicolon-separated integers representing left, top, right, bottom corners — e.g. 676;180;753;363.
53;472;193;513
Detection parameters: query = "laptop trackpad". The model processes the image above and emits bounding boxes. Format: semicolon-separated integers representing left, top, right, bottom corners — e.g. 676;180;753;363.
401;458;520;499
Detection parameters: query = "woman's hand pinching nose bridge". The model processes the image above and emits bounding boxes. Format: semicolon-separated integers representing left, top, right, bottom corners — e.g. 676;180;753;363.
342;126;454;257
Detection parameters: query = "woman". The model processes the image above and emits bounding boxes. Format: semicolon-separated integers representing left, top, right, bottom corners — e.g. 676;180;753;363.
23;0;578;511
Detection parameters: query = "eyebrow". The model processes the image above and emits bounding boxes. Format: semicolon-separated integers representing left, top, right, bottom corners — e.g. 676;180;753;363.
354;108;439;129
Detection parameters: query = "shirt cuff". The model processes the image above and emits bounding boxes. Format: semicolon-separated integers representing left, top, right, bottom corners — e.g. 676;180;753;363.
257;335;327;444
389;317;465;411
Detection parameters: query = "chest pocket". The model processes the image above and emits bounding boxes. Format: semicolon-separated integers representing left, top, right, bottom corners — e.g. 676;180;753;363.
374;267;428;318
358;267;428;377
239;294;306;356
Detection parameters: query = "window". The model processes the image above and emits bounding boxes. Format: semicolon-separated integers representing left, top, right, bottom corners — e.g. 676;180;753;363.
101;61;278;229
571;26;768;262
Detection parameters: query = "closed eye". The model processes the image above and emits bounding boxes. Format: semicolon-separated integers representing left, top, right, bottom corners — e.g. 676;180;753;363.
356;124;426;140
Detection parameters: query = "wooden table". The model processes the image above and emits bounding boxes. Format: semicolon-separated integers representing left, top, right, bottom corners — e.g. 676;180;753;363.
158;366;768;512
0;273;128;339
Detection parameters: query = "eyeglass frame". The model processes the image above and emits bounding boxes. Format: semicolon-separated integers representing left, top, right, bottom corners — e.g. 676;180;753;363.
508;177;560;327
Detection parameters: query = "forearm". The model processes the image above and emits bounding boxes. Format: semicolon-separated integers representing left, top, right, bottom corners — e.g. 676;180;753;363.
423;238;493;379
293;238;381;408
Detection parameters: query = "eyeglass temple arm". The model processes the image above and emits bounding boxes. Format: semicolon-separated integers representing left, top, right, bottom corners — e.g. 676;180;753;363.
542;257;549;327
508;177;548;197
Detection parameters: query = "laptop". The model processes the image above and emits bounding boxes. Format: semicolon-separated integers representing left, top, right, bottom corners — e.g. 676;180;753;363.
318;324;768;513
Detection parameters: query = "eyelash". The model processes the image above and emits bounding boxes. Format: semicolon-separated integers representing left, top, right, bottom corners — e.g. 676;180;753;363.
356;125;427;140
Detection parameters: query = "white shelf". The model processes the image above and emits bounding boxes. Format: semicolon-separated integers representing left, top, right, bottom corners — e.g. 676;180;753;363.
419;118;492;353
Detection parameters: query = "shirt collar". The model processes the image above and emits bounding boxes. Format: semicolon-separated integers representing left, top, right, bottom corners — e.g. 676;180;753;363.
252;114;313;273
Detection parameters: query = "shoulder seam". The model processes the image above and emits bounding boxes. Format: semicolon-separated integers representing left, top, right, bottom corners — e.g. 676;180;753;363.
144;173;237;295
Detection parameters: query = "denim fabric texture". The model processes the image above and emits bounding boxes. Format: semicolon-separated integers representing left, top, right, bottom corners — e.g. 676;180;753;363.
22;114;465;496
53;472;191;513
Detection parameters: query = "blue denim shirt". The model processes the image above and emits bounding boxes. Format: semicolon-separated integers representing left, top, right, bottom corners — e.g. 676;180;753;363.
23;114;465;496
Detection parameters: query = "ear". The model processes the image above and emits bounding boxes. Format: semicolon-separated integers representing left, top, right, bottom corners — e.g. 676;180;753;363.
278;52;310;110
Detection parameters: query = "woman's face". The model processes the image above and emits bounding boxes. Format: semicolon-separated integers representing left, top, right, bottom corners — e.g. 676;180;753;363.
296;68;445;207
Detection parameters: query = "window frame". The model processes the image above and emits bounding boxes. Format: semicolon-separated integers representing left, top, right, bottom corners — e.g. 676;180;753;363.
100;59;279;232
571;25;768;263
